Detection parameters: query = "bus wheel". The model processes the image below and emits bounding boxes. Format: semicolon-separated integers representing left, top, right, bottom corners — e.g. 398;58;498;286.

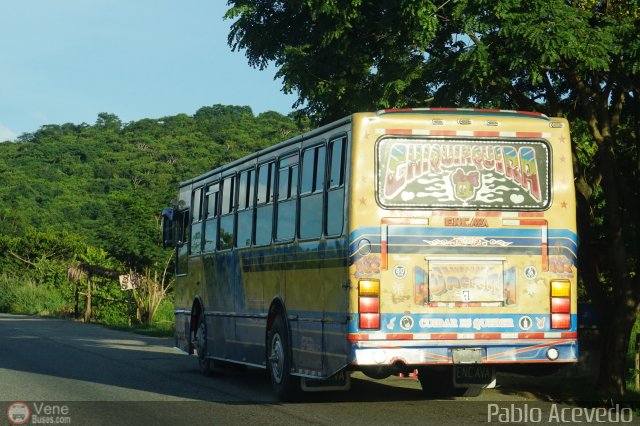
267;315;300;401
195;315;213;376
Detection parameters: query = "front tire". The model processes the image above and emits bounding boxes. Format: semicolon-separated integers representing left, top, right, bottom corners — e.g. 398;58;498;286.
267;315;300;401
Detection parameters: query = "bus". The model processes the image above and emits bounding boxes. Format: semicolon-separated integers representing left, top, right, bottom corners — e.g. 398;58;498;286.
161;108;578;400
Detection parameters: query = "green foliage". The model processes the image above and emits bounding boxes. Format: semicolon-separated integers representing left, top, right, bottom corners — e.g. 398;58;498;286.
0;106;297;269
0;105;299;328
226;0;639;121
0;275;67;316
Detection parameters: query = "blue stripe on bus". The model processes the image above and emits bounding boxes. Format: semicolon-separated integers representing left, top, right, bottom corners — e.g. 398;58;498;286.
350;226;578;241
349;313;578;334
348;226;577;262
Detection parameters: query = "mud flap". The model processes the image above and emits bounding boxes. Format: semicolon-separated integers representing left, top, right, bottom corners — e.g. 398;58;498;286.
301;370;351;392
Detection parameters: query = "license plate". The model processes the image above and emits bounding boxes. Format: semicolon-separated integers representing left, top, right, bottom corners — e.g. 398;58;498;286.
452;347;484;364
454;365;496;388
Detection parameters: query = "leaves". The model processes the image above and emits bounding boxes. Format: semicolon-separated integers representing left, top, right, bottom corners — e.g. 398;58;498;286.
0;105;299;324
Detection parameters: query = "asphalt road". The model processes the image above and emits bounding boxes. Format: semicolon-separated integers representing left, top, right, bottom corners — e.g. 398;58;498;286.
0;314;633;425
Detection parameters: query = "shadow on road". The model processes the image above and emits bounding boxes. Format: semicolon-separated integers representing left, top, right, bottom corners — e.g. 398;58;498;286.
0;314;608;406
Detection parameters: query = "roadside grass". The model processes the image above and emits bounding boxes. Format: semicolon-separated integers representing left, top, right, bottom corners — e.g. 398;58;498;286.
0;274;67;316
105;298;175;337
0;274;174;338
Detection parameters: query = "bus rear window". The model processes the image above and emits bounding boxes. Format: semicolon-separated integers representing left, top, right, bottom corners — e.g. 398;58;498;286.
376;138;550;210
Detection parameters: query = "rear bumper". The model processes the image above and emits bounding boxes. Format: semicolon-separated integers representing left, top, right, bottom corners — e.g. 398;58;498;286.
350;338;578;366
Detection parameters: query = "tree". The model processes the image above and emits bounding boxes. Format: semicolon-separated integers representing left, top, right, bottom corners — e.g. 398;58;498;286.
226;0;640;395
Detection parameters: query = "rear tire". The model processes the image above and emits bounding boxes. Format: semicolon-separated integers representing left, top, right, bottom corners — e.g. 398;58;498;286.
194;314;214;376
267;315;300;401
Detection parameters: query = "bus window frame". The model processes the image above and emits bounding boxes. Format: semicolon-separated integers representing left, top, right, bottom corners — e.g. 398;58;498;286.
298;141;327;242
202;181;220;253
254;160;276;247
218;173;237;251
325;134;348;237
175;207;190;276
373;136;552;211
275;150;300;243
190;187;204;256
235;167;256;249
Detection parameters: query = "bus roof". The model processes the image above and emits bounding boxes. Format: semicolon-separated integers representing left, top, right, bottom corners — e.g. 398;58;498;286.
377;108;550;120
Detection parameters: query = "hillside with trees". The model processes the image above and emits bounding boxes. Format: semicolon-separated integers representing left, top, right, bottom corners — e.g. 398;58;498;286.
0;105;301;329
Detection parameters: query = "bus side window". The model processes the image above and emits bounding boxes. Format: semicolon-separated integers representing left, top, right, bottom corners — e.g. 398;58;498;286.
204;182;219;252
255;161;275;246
276;153;299;241
176;209;189;275
236;168;254;248
219;175;235;250
191;188;203;255
326;137;346;236
299;144;325;239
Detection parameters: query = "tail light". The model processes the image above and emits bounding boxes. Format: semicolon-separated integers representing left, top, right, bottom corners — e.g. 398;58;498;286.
550;280;571;329
359;279;380;329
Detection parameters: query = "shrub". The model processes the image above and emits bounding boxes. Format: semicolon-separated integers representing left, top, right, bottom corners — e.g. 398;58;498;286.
0;275;67;316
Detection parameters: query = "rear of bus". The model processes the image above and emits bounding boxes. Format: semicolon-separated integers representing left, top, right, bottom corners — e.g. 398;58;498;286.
347;108;578;393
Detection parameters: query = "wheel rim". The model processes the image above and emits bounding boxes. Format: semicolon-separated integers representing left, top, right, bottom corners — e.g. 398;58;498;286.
196;321;206;359
270;332;284;384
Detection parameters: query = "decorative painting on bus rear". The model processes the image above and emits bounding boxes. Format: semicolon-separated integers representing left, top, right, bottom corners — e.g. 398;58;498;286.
376;138;550;210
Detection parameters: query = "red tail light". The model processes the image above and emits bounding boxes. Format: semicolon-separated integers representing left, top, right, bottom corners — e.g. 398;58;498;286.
359;313;380;329
359;280;380;330
551;314;571;329
550;280;571;329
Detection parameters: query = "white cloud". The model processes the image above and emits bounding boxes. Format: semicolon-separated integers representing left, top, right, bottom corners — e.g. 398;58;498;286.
0;124;17;142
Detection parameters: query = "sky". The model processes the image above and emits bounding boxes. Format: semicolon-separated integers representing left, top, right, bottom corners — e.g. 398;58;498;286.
0;0;297;141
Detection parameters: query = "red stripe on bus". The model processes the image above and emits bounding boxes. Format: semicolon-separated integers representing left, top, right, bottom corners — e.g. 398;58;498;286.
516;132;543;138
519;333;545;339
348;333;369;341
348;332;577;342
385;128;412;135
429;130;457;136
431;333;458;340
476;211;501;217
380;240;388;270
542;242;549;272
518;219;547;226
473;131;500;137
519;212;544;217
515;110;544;117
386;333;414;340
474;333;502;339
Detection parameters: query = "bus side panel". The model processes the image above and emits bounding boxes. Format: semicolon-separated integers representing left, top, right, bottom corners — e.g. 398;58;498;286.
203;251;236;359
234;250;268;367
278;239;351;377
320;239;350;377
173;273;193;353
286;242;327;374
